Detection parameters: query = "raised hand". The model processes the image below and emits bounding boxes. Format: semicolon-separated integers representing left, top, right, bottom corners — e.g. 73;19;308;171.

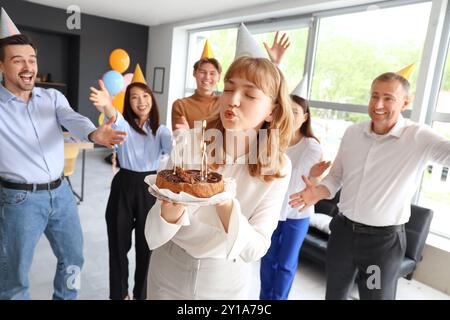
88;116;127;149
309;160;332;178
289;175;322;212
263;31;290;66
89;80;115;116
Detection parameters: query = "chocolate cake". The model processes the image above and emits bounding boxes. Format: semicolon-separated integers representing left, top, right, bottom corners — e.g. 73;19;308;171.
156;167;224;198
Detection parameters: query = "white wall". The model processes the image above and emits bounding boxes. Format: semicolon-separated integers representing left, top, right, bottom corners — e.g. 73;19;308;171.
146;24;174;127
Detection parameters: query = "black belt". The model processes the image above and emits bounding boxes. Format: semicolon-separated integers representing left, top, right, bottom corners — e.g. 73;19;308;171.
339;214;404;234
0;176;64;191
118;168;157;175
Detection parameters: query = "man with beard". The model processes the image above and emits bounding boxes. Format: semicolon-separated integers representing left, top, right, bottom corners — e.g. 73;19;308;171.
0;20;126;299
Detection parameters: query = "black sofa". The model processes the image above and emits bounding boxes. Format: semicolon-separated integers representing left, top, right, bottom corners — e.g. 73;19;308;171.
299;191;434;280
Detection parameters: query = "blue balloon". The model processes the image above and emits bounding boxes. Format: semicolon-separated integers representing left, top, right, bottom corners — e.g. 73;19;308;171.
102;70;124;96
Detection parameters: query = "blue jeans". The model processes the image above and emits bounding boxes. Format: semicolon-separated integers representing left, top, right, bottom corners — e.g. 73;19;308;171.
260;218;310;300
0;179;84;300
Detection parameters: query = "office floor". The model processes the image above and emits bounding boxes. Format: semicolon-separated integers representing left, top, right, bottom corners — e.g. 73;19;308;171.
28;148;450;300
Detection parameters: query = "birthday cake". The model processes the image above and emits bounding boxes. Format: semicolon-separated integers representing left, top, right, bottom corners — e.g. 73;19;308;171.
156;167;224;198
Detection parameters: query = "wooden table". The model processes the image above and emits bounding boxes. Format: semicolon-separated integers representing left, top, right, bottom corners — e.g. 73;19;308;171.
64;132;94;202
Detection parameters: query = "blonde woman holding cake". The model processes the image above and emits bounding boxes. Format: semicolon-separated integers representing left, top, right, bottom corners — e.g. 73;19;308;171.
144;55;294;299
89;67;172;300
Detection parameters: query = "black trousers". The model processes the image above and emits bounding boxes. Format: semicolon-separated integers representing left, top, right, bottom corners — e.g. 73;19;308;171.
325;214;406;300
105;168;156;300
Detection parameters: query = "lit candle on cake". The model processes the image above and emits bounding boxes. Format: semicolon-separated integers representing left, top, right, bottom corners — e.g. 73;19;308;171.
203;142;208;179
200;120;207;181
181;136;186;170
200;141;204;181
202;120;206;145
172;139;177;174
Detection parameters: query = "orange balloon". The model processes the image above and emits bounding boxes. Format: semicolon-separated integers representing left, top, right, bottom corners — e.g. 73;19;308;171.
109;49;130;73
112;92;125;113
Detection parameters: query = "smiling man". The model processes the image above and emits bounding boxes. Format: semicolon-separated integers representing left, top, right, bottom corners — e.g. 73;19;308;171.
0;32;126;300
171;57;222;131
369;76;410;134
289;72;450;300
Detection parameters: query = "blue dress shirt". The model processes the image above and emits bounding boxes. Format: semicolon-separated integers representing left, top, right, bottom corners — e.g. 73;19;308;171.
111;112;172;172
0;85;96;183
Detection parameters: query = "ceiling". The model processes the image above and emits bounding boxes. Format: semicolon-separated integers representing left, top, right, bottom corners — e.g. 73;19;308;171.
26;0;286;26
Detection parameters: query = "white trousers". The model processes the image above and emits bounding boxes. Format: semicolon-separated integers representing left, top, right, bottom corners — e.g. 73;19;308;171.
147;241;250;300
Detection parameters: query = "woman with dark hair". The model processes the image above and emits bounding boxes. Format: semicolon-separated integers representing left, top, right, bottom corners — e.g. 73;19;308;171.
90;79;172;300
259;92;330;300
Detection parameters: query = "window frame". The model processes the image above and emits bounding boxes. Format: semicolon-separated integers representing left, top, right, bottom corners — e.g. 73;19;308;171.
415;1;450;238
185;15;313;95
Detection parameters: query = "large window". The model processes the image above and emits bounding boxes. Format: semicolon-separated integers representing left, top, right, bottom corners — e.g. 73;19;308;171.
436;45;450;113
311;2;432;106
184;0;449;238
253;29;308;92
187;26;309;93
310;109;370;160
415;2;450;238
418;121;450;237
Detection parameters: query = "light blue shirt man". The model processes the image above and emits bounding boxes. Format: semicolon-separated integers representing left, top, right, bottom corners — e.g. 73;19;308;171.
0;31;127;301
0;84;96;183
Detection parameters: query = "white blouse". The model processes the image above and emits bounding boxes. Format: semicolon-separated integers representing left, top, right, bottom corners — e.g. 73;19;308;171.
280;137;322;221
144;155;291;262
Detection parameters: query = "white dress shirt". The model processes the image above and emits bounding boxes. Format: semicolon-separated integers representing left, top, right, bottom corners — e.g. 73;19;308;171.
320;115;450;226
145;155;292;262
280;137;322;220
